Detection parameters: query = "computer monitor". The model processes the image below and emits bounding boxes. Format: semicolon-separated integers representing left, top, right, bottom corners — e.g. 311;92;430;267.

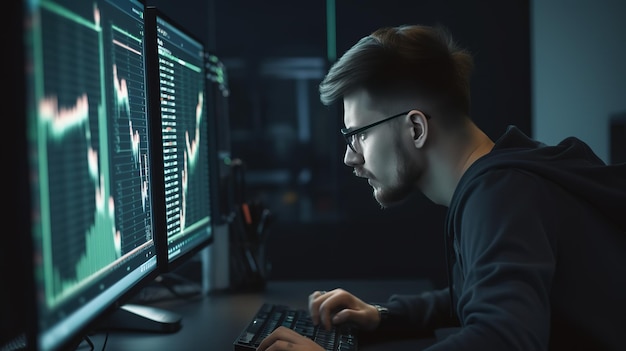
205;51;235;224
24;0;166;349
144;6;215;273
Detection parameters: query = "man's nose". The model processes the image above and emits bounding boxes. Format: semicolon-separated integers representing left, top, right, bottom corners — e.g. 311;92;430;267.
343;145;363;167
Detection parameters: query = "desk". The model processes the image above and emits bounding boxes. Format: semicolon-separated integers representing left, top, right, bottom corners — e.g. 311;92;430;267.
85;279;437;351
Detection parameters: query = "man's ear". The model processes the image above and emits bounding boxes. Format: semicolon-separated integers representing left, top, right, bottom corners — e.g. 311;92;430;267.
410;110;428;148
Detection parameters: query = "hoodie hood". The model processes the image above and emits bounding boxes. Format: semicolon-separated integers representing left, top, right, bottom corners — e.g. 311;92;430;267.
455;125;626;231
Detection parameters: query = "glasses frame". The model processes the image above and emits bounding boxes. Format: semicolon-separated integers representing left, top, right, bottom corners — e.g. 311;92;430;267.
340;109;430;153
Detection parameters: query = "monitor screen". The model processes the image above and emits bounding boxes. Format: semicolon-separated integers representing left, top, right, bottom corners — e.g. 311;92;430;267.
25;0;159;349
145;6;215;273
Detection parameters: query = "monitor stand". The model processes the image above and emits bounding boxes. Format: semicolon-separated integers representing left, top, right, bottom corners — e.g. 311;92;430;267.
99;304;182;333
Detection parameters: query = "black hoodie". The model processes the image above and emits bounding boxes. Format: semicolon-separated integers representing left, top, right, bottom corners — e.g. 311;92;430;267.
376;126;626;350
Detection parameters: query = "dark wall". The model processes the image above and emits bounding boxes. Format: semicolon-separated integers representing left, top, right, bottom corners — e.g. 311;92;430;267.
155;0;530;288
158;0;531;135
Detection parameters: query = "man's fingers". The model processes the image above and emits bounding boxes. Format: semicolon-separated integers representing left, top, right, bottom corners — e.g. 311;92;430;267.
259;339;296;351
308;289;330;325
256;326;301;351
329;308;351;325
308;288;357;329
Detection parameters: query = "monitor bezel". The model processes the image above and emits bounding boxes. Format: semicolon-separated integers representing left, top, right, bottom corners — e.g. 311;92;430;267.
4;1;35;349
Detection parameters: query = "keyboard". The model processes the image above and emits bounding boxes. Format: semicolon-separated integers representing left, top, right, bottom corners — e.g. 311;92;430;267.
233;303;358;351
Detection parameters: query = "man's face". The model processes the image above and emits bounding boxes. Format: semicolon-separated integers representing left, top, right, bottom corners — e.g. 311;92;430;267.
342;90;422;208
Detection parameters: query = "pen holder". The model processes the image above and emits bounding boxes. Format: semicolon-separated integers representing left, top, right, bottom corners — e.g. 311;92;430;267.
229;202;273;291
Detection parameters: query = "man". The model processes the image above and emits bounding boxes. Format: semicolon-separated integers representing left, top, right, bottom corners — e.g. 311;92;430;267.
257;24;626;350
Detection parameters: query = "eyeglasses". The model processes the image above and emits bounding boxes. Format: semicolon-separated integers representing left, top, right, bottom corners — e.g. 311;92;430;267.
340;110;429;153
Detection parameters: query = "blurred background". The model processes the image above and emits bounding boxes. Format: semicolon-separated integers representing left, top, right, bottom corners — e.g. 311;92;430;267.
151;0;625;289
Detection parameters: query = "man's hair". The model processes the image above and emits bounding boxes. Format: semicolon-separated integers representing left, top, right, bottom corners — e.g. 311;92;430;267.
319;24;474;118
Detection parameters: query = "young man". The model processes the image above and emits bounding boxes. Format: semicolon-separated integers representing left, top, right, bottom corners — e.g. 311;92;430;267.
257;24;626;350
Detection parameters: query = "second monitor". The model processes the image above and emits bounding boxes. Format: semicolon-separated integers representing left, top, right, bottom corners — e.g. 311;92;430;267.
145;6;216;273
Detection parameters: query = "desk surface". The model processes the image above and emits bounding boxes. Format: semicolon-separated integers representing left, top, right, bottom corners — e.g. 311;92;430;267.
85;279;437;351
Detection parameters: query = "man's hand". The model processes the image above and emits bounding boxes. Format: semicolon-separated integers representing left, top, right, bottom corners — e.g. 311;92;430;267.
308;288;380;331
256;326;324;351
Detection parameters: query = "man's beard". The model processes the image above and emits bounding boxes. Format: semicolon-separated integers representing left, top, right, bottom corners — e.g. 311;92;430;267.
373;144;421;208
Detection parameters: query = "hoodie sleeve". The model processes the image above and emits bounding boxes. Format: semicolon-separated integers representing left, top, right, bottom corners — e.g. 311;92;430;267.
374;287;459;334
